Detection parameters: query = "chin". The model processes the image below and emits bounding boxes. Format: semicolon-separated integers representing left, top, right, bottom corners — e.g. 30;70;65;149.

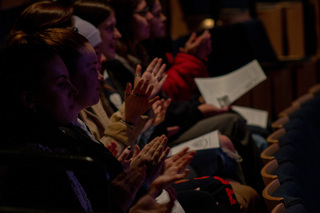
107;52;115;60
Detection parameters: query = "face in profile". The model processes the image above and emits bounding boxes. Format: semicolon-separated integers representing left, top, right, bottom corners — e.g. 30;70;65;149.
98;11;122;61
131;0;153;43
71;42;102;110
32;55;78;125
149;0;167;38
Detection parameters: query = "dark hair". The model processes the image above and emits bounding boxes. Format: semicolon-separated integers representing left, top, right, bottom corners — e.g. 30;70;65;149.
110;0;150;69
32;28;89;77
110;0;140;46
12;0;74;33
73;0;113;27
0;31;59;125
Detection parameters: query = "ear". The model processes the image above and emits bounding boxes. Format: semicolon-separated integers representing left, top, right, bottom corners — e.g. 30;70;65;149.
20;91;37;110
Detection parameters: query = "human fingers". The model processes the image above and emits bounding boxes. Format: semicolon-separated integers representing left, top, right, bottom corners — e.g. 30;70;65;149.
152;99;163;111
159;147;170;164
146;136;162;158
132;79;144;94
175;153;195;170
145;57;158;73
152;58;163;77
163;98;172;109
125;82;133;98
200;29;210;38
138;79;149;96
144;84;154;99
155;63;167;82
158;72;167;88
179;47;186;52
139;136;159;156
151;135;168;160
175;169;190;180
134;64;142;87
191;35;204;47
118;146;132;163
186;32;197;45
152;99;164;117
148;96;160;109
132;144;141;159
169;147;190;162
135;64;142;77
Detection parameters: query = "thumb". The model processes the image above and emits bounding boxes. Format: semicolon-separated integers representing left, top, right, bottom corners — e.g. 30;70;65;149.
135;64;142;76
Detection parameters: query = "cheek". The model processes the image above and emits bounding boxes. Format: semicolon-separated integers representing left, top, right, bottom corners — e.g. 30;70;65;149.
39;92;72;119
101;32;111;44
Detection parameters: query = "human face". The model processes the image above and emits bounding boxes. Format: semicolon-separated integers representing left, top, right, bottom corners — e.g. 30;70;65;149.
98;11;122;60
150;0;167;38
33;55;78;125
71;42;103;111
132;0;153;43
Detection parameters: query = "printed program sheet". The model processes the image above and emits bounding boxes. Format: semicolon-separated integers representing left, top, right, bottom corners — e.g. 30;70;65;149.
195;60;267;107
168;130;220;157
232;105;268;128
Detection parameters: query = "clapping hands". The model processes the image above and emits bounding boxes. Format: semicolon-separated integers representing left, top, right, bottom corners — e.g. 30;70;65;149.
179;30;212;61
130;135;170;186
134;58;167;99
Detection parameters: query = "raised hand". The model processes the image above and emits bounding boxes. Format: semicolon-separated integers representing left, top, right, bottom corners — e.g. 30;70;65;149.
117;146;133;169
123;80;159;125
130;135;170;186
111;166;146;212
152;98;171;126
134;58;167;99
150;147;196;191
179;30;212;61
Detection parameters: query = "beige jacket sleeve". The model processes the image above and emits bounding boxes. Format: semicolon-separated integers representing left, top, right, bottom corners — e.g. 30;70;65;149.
102;104;148;153
79;100;148;154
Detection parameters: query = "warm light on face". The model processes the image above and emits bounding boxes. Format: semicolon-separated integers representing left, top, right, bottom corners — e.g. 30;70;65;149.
201;18;215;29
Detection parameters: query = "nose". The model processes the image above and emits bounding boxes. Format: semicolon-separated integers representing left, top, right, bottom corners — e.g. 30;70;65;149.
161;13;167;22
97;70;104;82
114;27;122;39
68;81;79;97
100;53;107;64
146;11;154;21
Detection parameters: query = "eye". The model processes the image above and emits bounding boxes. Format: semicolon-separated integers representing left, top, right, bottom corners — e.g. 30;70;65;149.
134;6;150;17
57;82;68;89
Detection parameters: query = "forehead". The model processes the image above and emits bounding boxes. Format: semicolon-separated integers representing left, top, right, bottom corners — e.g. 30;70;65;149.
135;0;147;10
79;42;96;56
42;55;69;81
101;12;116;26
152;0;162;11
77;43;97;63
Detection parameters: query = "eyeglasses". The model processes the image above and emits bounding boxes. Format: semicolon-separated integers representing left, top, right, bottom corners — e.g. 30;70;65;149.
133;6;150;17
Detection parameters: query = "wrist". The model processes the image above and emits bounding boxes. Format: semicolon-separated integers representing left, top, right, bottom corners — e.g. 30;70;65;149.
120;119;136;129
